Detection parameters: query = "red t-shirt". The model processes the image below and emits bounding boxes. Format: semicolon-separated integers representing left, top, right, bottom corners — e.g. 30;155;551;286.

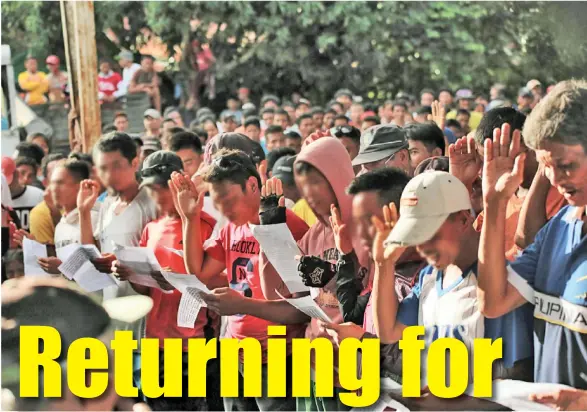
98;71;122;97
140;213;219;351
204;210;309;362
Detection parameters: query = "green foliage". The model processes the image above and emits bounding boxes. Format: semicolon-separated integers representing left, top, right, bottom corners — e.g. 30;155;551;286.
2;1;587;104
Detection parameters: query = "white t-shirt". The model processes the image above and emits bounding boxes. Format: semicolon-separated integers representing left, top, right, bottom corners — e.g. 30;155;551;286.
94;188;157;300
54;206;100;259
11;185;44;231
114;62;141;98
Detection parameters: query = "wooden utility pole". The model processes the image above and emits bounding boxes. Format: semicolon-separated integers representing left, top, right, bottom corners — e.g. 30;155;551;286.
60;0;101;153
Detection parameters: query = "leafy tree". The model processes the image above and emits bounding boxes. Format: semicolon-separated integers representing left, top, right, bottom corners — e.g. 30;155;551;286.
2;1;587;105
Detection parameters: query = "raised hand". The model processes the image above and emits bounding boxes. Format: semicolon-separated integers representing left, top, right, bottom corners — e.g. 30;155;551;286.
77;179;100;214
12;226;34;247
257;160;268;186
329;204;352;255
482;123;526;204
259;176;286;225
371;202;403;264
169;171;204;220
428;100;446;131
449;136;481;189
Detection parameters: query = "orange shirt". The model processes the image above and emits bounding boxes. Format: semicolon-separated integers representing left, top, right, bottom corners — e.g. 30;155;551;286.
140;213;218;350
475;186;566;261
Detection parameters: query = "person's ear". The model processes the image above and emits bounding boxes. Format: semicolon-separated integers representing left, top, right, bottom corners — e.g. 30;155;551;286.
131;156;139;171
432;147;443;157
247;176;258;193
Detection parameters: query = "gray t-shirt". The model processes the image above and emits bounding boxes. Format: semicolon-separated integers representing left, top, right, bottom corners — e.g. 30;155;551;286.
94;187;157;300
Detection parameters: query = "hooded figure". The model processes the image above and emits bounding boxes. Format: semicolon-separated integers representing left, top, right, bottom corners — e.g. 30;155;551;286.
261;137;369;389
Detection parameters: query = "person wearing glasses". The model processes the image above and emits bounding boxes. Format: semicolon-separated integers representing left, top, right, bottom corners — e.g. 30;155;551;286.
351;125;412;176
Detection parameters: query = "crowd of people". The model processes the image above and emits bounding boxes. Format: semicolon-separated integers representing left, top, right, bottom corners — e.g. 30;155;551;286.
2;73;587;412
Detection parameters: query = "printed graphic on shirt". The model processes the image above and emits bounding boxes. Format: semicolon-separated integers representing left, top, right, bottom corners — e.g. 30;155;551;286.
534;291;587;333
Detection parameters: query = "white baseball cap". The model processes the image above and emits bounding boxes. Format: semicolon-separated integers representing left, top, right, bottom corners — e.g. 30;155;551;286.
385;171;471;247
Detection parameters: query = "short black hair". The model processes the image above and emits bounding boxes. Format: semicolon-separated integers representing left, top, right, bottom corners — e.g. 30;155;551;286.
296;113;313;125
204;149;262;190
347;167;411;208
446;119;462;130
114;111;128;120
68;152;94;166
141;54;155;62
438;87;453;95
15;142;44;165
392;100;408;110
244;116;261;129
222;113;237;122
294;161;319;176
267;147;296;172
61;159;91;182
265;125;284;135
330;101;344;110
325;108;337;116
404;123;446;153
162;118;177;126
169;126;185;136
474;107;527;146
15;156;38;175
310;107;325;115
94;132;138;163
26;133;50;151
190;125;208;141
295;100;310;109
275;109;290;118
282;101;295;109
170;131;203;154
242;108;257;119
334;114;349;122
284;130;302;141
200;115;217;125
416;105;432;116
41;153;66;177
456;109;471;118
420;88;436;98
260;108;275;115
362;115;380;125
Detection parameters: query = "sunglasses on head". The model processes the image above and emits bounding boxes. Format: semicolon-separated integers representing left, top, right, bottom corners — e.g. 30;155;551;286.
330;126;361;139
140;164;180;178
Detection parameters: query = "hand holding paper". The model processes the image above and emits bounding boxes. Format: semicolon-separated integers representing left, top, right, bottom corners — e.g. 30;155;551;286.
23;237;48;277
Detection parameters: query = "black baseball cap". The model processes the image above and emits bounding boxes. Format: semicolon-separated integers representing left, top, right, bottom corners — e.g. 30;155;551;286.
352;124;408;166
272;155;296;186
140;150;184;188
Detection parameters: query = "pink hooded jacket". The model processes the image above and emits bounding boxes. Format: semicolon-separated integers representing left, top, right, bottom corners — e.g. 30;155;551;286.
260;137;369;386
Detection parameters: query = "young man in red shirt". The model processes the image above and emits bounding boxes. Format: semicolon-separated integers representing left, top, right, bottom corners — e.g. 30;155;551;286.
170;149;309;411
97;60;122;104
112;151;222;410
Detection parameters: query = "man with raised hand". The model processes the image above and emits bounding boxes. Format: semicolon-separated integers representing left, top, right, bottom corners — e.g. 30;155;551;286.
478;80;587;403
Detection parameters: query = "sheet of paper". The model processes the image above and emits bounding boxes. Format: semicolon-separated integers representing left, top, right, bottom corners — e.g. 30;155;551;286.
162;272;211;327
58;244;116;291
73;261;117;292
276;290;332;322
113;244;162;274
23;237;48;277
58;245;95;280
177;287;209;328
250;223;309;294
56;243;80;263
466;380;574;411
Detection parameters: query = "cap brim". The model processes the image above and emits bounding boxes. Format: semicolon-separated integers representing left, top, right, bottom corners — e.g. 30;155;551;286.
384;213;449;247
352;148;398;166
103;295;153;331
139;175;168;189
273;173;294;186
